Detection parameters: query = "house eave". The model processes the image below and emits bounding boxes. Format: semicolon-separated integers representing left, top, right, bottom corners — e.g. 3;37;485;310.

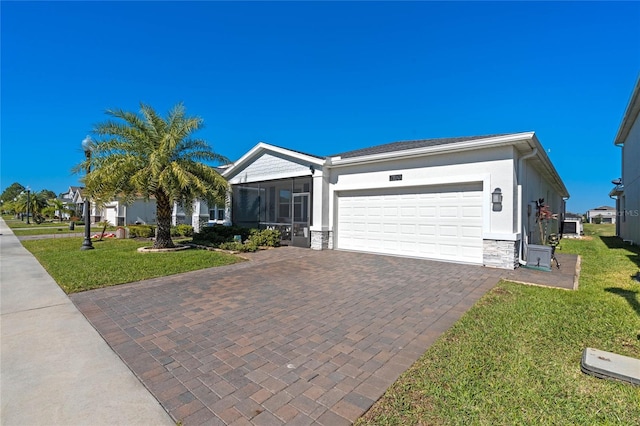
328;132;537;166
614;76;640;146
609;185;624;198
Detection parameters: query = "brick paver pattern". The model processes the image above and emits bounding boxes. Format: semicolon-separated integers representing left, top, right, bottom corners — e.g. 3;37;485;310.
71;248;522;425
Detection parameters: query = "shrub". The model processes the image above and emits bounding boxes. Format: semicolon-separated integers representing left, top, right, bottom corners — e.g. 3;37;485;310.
219;241;259;252
128;224;155;238
192;225;251;245
247;228;281;247
171;224;194;237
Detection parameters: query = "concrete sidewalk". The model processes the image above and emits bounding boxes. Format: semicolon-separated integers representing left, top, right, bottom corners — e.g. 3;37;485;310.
0;218;173;426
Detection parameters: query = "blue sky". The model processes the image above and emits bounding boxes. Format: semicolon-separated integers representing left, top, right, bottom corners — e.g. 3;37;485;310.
1;1;638;214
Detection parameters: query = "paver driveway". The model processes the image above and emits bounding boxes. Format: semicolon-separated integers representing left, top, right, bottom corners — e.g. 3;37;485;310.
72;247;505;425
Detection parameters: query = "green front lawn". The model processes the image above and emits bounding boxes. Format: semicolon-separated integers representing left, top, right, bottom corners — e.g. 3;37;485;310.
357;224;640;425
21;237;243;293
3;216;92;235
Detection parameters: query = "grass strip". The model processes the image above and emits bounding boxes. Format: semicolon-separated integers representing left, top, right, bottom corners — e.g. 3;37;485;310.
12;227;86;236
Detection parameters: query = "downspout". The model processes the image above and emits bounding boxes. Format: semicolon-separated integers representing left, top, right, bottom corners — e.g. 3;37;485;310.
518;147;538;265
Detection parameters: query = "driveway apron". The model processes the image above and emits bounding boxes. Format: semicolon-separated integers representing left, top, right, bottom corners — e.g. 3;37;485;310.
71;248;504;425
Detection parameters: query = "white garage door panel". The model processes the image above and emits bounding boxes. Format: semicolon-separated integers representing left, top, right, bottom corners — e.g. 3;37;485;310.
337;184;483;264
105;207;117;226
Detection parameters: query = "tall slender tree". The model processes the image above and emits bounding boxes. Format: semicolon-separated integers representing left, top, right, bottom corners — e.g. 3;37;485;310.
77;103;228;249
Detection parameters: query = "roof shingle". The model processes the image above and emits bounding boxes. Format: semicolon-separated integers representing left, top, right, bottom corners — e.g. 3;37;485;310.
331;134;510;159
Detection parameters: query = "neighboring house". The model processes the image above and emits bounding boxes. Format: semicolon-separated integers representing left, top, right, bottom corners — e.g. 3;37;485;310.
586;206;616;224
92;197;157;226
222;132;569;269
610;77;640;244
62;189;224;228
94;196;227;230
60;188;157;225
172;199;229;232
59;186;85;218
171;166;230;232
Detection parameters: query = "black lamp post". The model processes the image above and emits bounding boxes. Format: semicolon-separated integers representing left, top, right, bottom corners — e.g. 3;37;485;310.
26;187;31;225
81;136;94;250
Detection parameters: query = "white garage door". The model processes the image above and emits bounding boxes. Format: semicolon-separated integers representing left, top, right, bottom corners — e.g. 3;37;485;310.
336;183;483;264
105;206;117;226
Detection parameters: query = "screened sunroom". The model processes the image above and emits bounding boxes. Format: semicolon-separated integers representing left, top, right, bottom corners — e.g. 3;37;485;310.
232;176;312;247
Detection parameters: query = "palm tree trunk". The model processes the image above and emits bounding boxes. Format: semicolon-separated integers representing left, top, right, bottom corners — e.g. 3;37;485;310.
154;191;175;249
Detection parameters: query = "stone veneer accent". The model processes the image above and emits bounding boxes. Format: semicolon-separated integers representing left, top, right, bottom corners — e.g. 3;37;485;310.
310;230;333;250
483;239;519;269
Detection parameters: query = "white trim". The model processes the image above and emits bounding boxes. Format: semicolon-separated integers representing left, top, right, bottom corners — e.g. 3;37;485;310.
331;173;489;192
228;169;317;184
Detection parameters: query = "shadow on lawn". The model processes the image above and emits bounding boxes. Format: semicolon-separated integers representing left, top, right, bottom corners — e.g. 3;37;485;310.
606;287;640;317
600;236;640;270
600;236;629;249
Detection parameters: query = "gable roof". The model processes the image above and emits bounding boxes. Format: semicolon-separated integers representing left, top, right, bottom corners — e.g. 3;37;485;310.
267;142;324;160
222;142;325;179
332;134;509;159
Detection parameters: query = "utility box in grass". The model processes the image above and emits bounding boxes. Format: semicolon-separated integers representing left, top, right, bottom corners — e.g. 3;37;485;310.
115;227;128;239
526;244;552;271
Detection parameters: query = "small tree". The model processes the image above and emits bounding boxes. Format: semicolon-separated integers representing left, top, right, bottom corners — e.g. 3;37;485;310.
75;103;228;249
48;198;70;221
594;214;603;225
97;220;110;241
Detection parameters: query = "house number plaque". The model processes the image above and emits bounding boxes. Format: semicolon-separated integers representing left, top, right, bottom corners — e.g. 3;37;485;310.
389;174;403;181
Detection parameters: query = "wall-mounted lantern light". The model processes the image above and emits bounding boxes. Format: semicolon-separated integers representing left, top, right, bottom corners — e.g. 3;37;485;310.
491;188;503;212
309;165;315;175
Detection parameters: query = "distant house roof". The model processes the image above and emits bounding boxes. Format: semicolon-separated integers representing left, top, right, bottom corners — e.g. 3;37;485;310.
590;206;616;211
332;134;509;159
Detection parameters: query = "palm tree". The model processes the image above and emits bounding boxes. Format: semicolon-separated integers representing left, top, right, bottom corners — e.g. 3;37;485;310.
13;190;49;222
49;198;70;221
77;103;228;249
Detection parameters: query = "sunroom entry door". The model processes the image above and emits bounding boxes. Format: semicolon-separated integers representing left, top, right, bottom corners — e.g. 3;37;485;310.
292;193;310;247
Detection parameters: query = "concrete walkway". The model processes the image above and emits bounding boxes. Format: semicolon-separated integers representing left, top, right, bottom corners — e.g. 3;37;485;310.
0;218;173;426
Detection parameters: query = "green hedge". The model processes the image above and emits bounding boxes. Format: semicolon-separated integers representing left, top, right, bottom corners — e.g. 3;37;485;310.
248;228;281;247
192;225;252;246
171;224;194;237
128;225;155;238
193;226;281;249
218;241;259;252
